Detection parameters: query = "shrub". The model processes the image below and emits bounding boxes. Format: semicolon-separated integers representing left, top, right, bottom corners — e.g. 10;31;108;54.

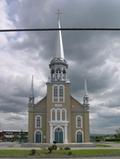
48;144;57;153
64;147;71;150
67;151;72;155
48;146;53;153
29;149;36;155
105;138;120;142
52;144;57;150
59;147;63;150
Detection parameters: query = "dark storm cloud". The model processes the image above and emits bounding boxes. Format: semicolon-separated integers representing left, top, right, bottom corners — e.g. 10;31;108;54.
0;73;45;113
0;0;120;132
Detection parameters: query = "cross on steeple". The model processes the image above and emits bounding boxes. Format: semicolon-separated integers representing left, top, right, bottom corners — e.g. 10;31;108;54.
56;9;62;20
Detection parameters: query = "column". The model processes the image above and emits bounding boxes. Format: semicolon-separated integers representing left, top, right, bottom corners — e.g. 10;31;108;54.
50;124;53;143
64;124;68;143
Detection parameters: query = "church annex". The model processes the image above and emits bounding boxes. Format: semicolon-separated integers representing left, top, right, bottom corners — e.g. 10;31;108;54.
28;18;90;143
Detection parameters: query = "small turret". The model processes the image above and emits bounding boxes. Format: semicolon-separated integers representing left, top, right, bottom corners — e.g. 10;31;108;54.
83;79;89;110
28;75;34;105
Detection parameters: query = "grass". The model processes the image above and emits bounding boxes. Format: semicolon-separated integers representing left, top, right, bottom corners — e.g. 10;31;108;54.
0;149;30;157
96;143;111;147
0;149;120;157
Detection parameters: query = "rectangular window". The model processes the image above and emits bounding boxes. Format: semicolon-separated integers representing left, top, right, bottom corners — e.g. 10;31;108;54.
35;115;41;128
59;85;64;102
57;110;60;120
37;117;40;128
53;85;58;102
54;86;58;97
53;85;64;103
59;86;63;97
76;116;82;128
62;110;65;120
52;110;55;120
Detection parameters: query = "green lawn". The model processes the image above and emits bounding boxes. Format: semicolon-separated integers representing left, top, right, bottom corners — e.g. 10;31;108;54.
0;149;120;157
0;149;30;157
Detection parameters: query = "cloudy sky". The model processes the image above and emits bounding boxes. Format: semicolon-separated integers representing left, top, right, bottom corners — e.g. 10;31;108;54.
0;0;120;134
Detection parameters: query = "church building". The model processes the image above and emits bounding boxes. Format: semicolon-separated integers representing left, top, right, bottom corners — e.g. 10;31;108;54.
28;18;90;143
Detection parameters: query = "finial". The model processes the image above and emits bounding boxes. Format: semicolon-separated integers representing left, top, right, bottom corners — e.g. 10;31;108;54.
56;9;62;21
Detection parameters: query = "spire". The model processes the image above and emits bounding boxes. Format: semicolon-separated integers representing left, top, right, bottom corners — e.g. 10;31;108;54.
83;79;89;110
30;75;34;98
84;79;88;96
56;10;65;59
29;75;34;104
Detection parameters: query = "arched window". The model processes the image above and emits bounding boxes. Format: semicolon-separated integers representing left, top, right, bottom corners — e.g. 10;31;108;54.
52;109;55;120
53;85;58;102
59;85;64;102
34;130;42;143
57;109;60;120
35;115;42;129
62;109;65;120
52;85;64;103
76;115;82;128
51;108;67;121
76;130;83;143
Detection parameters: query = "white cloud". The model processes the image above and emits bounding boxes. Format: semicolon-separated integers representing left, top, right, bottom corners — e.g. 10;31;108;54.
0;0;120;134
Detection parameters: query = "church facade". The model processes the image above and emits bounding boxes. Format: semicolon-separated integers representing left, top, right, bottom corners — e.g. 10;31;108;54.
28;19;90;143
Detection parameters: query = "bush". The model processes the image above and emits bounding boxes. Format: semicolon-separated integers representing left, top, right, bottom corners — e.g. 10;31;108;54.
29;149;36;155
105;138;120;142
64;147;71;150
52;144;57;150
48;146;53;153
48;144;57;153
67;151;72;156
59;147;63;150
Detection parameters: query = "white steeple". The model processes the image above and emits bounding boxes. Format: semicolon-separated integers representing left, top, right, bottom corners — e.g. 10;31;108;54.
49;10;68;83
84;79;88;96
31;75;34;97
29;75;34;104
56;10;65;59
83;79;89;110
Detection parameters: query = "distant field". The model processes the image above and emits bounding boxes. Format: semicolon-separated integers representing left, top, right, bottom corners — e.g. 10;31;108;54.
0;149;120;157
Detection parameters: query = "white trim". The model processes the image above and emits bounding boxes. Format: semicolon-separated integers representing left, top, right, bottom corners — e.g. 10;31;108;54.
35;115;42;129
75;129;84;143
76;115;83;129
34;130;42;143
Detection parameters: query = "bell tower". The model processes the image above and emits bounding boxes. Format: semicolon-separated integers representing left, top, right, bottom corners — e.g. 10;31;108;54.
46;12;70;143
49;13;68;83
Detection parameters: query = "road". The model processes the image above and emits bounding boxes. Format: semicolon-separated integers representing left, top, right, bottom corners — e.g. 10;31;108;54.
0;157;119;159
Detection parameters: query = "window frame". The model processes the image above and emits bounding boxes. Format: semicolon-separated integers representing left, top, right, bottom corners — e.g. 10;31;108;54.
52;85;65;103
51;108;67;121
76;115;83;128
35;115;42;129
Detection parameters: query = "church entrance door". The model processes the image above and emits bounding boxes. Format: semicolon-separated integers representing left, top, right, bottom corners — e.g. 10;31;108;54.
55;127;63;143
77;131;82;143
35;131;41;143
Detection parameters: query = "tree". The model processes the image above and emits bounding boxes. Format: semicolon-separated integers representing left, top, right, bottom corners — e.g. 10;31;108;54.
115;128;120;138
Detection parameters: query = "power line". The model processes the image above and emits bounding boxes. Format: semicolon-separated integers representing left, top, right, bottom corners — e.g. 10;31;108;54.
1;28;120;32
